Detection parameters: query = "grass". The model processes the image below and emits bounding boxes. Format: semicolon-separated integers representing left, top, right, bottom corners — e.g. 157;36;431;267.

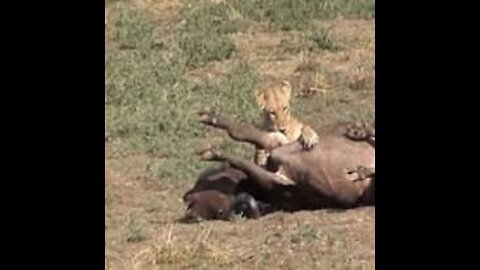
105;0;374;182
113;8;154;48
106;0;126;5
105;4;262;181
126;212;149;243
176;1;242;67
106;0;375;268
310;25;342;51
280;24;343;55
293;223;319;242
230;0;375;31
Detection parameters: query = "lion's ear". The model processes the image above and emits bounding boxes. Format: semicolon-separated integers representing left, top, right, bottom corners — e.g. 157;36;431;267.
256;92;266;109
280;80;292;99
280;80;290;87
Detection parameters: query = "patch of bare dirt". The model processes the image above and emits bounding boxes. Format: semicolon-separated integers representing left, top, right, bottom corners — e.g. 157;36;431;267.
131;0;181;21
105;155;183;269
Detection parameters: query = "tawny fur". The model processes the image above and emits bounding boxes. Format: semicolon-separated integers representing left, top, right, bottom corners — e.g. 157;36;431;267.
253;80;319;183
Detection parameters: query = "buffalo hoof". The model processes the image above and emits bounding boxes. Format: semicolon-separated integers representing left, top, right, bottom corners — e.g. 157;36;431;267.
198;107;220;126
196;144;222;161
345;122;373;141
345;166;375;182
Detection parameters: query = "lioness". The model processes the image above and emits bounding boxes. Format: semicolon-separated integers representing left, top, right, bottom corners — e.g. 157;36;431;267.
253;80;319;183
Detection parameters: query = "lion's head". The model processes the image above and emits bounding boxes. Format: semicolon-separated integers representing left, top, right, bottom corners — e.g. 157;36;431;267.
256;80;294;132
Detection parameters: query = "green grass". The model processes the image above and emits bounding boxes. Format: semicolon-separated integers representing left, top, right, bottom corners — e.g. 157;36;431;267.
231;0;375;31
291;223;319;243
106;5;261;181
105;0;375;183
113;8;155;47
280;24;343;54
125;212;149;242
309;25;342;51
176;1;243;67
106;0;127;5
106;51;260;181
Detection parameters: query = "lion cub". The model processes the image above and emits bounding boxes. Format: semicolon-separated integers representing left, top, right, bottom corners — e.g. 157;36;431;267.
253;80;319;177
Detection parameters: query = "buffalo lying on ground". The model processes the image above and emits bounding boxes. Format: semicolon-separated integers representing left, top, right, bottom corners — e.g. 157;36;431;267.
181;110;375;222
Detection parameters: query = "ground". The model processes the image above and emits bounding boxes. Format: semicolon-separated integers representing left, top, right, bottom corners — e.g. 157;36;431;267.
105;0;375;269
